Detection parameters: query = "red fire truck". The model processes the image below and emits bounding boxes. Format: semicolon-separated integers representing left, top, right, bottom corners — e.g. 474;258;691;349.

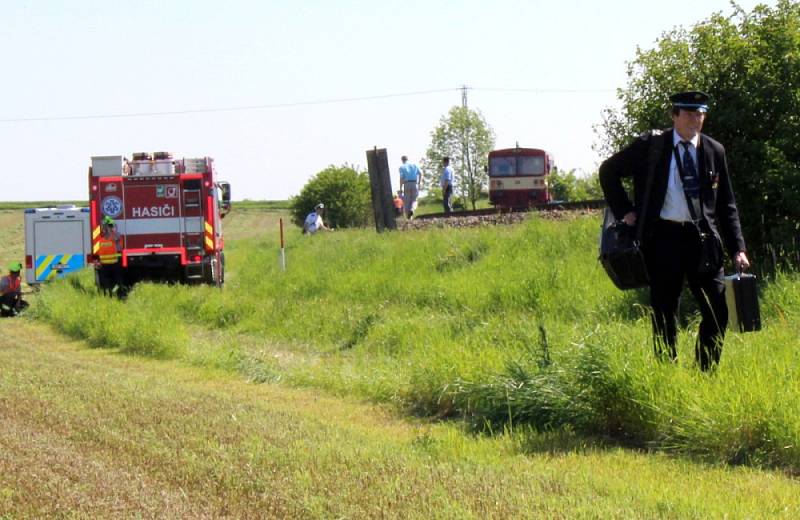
89;152;231;287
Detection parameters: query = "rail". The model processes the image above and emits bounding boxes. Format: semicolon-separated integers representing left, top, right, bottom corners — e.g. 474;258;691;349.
415;199;606;220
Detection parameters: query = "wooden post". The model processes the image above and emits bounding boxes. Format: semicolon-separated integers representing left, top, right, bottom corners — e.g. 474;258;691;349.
366;147;396;232
279;217;286;272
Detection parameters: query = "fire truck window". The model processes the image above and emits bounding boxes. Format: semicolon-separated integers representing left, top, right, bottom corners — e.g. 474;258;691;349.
518;156;545;175
489;157;515;176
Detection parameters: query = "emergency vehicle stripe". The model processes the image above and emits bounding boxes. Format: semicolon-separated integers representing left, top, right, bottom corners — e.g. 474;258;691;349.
36;255;57;280
46;255;72;280
203;195;215;252
35;254;86;281
92;225;102;257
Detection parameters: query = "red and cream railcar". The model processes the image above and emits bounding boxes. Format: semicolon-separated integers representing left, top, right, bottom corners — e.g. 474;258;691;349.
488;147;553;208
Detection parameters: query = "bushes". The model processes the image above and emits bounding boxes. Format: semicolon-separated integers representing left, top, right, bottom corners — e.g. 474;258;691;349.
290;164;372;229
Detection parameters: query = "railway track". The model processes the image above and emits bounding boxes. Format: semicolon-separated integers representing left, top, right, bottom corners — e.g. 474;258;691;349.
415;199;606;220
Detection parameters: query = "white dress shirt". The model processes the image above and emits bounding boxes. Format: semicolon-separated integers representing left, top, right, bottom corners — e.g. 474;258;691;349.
659;131;700;222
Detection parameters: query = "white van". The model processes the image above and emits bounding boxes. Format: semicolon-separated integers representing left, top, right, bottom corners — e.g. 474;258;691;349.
24;206;91;285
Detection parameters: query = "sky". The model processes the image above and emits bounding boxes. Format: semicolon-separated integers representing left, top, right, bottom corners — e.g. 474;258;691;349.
0;0;776;202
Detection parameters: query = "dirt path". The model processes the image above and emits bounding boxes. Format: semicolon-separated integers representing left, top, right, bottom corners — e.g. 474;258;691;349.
2;319;799;518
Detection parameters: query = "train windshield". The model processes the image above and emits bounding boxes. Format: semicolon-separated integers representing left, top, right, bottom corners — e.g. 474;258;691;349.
489;155;546;176
518;156;545;175
489;157;516;176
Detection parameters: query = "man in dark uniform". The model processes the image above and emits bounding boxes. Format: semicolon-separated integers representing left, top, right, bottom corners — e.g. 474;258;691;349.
599;91;750;370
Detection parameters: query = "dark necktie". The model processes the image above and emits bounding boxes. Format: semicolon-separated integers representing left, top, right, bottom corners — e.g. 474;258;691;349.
680;141;701;217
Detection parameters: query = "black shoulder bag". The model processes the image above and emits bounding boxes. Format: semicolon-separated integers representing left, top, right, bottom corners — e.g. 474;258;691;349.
672;145;724;274
599;132;663;290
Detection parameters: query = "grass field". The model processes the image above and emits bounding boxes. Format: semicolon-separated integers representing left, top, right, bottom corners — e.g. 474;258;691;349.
3;320;800;518
2;205;800;516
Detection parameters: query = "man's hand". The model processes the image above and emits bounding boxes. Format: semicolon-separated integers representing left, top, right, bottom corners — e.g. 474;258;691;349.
622;211;637;227
734;251;750;272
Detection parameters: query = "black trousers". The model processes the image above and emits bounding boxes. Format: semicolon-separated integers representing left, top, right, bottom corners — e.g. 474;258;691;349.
98;263;125;297
0;293;28;317
644;219;727;370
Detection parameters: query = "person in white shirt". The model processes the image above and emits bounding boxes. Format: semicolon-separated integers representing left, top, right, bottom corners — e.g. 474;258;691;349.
303;203;333;234
599;91;749;371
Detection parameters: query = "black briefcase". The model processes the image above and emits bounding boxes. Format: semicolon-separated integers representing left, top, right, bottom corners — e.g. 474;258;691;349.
724;273;761;332
599;208;649;290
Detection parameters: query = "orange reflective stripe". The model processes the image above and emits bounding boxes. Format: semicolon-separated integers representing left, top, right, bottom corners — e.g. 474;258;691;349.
97;238;120;264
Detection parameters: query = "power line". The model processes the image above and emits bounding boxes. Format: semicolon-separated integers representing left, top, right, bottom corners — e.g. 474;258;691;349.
472;86;615;94
0;87;460;123
0;85;615;123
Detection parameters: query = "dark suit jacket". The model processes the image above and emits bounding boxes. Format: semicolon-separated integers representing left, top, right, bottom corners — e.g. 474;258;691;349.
599;128;746;257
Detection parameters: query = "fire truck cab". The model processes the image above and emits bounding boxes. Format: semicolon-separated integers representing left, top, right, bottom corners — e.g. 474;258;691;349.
89;152;231;287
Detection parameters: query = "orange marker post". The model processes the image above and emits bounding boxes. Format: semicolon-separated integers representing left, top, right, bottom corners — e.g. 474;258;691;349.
279;217;286;271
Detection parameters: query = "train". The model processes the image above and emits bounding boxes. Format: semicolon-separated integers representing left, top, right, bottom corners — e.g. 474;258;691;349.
488;146;553;208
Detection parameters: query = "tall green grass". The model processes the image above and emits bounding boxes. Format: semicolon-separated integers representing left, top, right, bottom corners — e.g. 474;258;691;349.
34;273;188;359
32;214;800;471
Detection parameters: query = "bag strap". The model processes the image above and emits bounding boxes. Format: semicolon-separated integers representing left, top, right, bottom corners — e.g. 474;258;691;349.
636;131;663;242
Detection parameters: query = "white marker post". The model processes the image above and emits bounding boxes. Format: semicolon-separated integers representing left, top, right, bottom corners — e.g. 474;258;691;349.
279;217;286;272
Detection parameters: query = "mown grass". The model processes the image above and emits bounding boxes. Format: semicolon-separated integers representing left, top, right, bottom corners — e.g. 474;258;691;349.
4;320;800;518
0;211;26;277
29;210;800;472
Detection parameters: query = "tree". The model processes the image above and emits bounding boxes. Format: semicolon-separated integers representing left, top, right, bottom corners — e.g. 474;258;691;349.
290;164;372;229
548;168;603;202
596;1;800;263
424;106;495;210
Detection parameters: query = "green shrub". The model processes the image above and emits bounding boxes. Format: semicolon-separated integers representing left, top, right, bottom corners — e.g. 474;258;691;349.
290;164;372;229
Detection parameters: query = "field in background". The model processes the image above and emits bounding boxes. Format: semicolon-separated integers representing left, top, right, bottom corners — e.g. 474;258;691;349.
0;201;87;210
0;202;288;273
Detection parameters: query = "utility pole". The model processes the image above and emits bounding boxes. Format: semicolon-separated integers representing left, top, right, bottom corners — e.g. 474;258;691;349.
460;85;471;208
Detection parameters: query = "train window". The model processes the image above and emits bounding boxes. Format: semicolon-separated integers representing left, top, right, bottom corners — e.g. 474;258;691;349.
518;156;545;175
489;157;516;176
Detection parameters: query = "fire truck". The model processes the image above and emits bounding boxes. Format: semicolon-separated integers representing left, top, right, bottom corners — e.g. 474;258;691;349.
89;152;231;287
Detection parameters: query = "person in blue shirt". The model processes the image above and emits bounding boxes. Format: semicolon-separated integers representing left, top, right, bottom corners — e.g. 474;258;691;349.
440;157;455;213
398;155;423;219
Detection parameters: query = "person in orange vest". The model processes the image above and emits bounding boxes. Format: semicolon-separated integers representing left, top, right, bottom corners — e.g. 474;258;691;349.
96;216;125;297
392;191;403;217
0;262;28;317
